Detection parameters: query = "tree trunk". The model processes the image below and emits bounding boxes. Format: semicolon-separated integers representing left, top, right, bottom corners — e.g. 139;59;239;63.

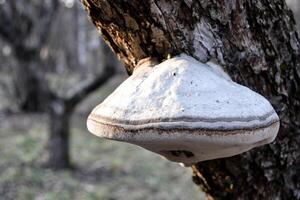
48;98;72;169
81;0;300;199
12;53;50;112
46;49;116;169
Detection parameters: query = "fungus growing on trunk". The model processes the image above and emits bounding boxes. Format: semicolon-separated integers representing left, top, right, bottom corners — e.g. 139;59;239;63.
87;54;279;165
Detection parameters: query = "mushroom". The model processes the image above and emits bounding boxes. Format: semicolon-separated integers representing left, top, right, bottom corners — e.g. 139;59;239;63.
87;54;279;165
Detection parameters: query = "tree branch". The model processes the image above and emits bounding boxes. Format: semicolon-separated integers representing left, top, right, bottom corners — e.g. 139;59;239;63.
36;0;59;49
64;64;116;110
0;1;32;46
0;0;59;54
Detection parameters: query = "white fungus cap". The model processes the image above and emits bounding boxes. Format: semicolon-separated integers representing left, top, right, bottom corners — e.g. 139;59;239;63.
87;54;280;165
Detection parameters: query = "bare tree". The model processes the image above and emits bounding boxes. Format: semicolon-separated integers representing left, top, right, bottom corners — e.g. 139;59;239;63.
0;0;117;169
47;46;116;169
81;0;300;199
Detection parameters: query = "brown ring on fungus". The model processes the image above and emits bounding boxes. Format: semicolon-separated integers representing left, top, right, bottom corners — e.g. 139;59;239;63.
87;54;280;166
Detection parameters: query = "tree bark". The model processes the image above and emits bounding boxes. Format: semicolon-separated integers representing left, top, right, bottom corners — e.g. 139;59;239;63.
81;0;300;199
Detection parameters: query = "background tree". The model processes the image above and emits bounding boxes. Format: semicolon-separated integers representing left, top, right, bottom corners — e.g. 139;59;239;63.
81;0;300;199
0;0;58;111
0;0;118;169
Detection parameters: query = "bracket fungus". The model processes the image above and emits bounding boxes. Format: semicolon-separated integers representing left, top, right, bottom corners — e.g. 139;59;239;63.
87;54;279;165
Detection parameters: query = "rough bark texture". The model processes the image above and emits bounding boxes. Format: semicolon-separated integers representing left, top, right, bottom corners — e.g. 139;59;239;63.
81;0;300;199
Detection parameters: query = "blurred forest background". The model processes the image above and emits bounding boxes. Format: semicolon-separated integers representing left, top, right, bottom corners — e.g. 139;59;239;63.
0;0;299;199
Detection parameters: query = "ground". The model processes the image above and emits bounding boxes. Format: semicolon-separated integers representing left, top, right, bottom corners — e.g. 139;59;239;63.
0;75;202;200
